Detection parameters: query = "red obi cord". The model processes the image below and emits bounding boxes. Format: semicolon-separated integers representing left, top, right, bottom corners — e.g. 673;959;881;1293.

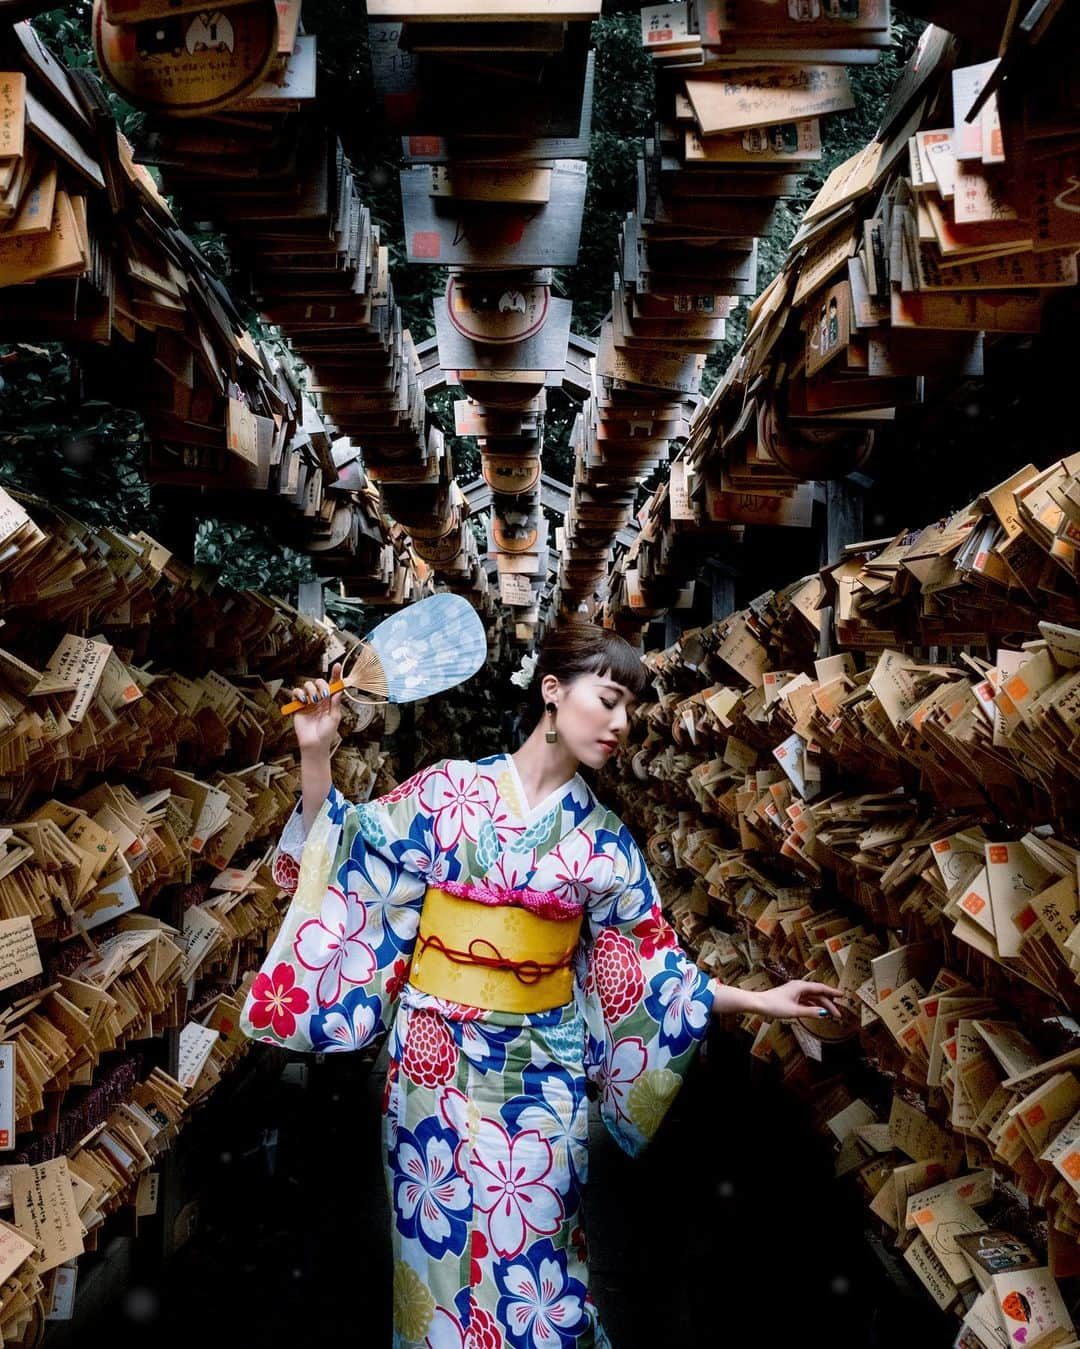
413;933;575;986
418;881;582;986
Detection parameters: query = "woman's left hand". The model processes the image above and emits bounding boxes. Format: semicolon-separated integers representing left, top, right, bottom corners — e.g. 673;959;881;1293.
754;980;849;1022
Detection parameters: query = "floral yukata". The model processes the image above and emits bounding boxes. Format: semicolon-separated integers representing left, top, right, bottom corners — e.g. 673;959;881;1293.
240;754;716;1349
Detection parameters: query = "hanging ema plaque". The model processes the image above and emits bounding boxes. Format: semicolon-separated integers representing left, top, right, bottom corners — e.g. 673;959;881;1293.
93;0;278;118
446;272;550;346
481;453;542;496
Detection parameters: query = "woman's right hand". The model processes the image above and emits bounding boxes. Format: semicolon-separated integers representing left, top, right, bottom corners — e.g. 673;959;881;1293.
289;661;344;757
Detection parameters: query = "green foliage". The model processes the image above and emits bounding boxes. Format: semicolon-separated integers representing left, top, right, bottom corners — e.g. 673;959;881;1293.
193;519;318;596
0;344;157;529
558;13;655;338
430;389;479;482
34;2;146;140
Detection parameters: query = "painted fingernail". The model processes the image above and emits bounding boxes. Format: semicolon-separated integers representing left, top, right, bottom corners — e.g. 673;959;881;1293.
818;1008;830;1017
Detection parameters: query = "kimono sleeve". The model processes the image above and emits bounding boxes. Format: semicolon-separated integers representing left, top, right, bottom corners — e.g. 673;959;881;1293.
582;825;716;1158
239;761;446;1054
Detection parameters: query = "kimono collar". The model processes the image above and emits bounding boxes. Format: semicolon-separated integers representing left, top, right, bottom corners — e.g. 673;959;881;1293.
495;751;597;826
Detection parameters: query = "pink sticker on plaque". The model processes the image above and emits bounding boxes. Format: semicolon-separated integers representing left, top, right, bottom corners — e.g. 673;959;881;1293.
412;232;441;259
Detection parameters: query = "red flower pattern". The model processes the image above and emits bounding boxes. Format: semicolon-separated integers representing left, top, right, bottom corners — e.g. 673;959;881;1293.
386;956;410;1004
402;1008;458;1088
466;1305;502;1349
631;906;678;961
383;765;434;804
272;851;300;894
247;962;309;1039
589;929;645;1023
470;1230;489;1287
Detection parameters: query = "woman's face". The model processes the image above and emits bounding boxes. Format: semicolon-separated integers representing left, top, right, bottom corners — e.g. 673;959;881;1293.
548;671;635;770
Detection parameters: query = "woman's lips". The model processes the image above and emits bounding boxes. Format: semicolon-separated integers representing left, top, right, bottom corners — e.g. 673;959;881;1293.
599;740;617;752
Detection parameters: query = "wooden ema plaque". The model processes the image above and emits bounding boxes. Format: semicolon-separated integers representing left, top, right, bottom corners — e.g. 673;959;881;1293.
481;452;542;495
406;503;458;541
102;0;256;21
401;161;586;267
93;0;278;118
412;525;465;565
435;296;570;372
305;504;356;553
459;374;547;408
446;273;550;345
367;2;601;18
492;512;539;554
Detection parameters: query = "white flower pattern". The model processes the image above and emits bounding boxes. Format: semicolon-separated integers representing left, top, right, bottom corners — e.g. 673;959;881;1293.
316;997;377;1051
419;763;498;850
293;886;377;1007
396;1132;470;1253
470;1117;563;1259
530;830;614;906
510;1076;587;1195
358;850;425;951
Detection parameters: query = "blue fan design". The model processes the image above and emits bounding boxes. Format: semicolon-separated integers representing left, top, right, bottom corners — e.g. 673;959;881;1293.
364;593;486;701
283;593;487;715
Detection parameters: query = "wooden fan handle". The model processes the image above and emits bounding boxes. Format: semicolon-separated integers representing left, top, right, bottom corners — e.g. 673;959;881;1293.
280;677;347;717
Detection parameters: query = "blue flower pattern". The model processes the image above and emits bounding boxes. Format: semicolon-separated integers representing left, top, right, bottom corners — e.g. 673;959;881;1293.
644;951;714;1057
494;1238;589;1349
309;986;382;1054
390;1116;470;1261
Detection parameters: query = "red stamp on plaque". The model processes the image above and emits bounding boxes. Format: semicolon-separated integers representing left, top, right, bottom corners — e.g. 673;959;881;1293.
412;232;441;259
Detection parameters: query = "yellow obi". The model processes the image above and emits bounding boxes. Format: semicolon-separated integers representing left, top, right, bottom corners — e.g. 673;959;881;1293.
408;884;583;1014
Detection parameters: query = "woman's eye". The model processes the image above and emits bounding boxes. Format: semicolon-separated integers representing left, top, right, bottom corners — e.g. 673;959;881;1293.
601;698;615;709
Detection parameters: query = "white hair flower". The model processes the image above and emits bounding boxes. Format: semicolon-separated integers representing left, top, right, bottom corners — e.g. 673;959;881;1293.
509;651;538;689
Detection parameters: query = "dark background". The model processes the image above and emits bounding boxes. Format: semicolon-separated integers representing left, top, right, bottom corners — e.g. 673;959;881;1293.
52;1025;952;1348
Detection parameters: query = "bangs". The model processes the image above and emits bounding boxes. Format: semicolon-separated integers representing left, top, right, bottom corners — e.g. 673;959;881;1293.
529;622;650;715
587;636;649;702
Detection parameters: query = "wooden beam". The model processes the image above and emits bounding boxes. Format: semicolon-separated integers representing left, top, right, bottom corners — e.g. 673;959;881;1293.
823;477;865;568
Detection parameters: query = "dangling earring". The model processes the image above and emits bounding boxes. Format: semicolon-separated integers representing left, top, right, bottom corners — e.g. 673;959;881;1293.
544;701;558;744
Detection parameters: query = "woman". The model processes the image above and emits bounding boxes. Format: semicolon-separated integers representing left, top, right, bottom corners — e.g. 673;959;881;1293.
241;623;844;1348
